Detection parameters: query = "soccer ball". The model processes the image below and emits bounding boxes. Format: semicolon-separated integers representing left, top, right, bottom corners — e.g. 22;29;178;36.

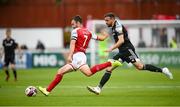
25;86;37;97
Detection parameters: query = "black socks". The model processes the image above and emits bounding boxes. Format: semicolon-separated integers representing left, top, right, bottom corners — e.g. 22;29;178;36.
143;64;162;72
5;69;17;81
13;69;17;80
5;70;10;81
98;70;112;89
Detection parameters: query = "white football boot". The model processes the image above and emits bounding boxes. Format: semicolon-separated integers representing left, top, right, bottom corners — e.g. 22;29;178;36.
87;86;101;95
162;67;173;79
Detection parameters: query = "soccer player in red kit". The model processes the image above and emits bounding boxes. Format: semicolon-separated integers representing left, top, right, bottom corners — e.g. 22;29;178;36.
38;15;122;96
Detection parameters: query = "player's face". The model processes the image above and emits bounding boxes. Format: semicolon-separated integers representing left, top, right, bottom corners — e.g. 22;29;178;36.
104;17;114;27
71;20;77;29
6;29;11;38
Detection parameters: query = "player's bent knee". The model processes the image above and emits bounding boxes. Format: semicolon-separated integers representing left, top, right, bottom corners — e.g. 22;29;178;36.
86;74;92;77
83;72;92;77
3;67;8;70
136;65;143;70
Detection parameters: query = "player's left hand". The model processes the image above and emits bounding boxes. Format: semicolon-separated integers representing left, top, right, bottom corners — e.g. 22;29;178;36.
104;48;112;52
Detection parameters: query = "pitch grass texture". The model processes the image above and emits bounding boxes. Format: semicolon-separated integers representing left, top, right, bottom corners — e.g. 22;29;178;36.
0;67;180;106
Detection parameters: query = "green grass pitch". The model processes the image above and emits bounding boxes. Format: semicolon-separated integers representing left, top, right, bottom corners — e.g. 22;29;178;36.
0;67;180;106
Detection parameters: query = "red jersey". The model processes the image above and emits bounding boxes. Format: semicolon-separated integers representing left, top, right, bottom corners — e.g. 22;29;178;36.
71;27;97;53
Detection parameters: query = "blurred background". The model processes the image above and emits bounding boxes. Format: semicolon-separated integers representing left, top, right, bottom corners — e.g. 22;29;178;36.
0;0;180;69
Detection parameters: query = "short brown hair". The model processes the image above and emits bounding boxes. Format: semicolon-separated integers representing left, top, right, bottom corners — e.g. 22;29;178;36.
104;12;115;18
6;28;11;32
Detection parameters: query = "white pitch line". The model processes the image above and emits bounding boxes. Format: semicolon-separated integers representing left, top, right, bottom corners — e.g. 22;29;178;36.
1;106;180;107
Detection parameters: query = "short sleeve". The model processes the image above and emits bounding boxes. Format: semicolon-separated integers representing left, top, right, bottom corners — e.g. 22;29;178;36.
91;32;98;40
71;29;78;40
2;40;5;47
14;42;18;48
115;25;123;35
12;39;18;48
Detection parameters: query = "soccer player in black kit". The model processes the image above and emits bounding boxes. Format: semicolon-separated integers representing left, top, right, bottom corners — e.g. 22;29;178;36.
2;28;18;81
87;13;173;95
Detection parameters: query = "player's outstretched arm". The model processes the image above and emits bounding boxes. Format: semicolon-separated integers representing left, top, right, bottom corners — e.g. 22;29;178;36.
97;30;109;41
105;34;124;52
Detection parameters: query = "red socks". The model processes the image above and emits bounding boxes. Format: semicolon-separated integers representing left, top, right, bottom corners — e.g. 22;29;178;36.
90;62;111;74
46;62;111;92
47;74;63;92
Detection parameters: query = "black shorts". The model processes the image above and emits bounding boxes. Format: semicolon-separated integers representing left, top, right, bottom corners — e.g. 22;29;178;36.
4;55;15;67
112;49;139;63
